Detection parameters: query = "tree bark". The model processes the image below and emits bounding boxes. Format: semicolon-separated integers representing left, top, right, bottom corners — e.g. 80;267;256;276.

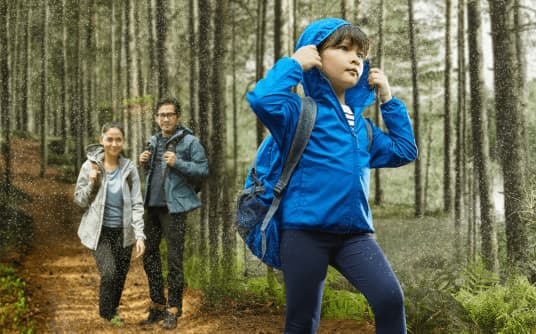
488;0;528;270
373;0;384;206
0;0;11;194
454;0;466;259
188;0;197;131
468;0;498;273
407;0;423;217
146;0;155;98
39;0;48;178
155;0;168;100
255;0;267;146
443;0;453;215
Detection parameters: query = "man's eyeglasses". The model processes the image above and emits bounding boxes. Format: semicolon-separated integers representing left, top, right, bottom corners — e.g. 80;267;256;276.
156;112;177;119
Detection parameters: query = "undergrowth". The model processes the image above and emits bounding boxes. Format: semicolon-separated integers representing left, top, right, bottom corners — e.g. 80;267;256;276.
0;264;34;334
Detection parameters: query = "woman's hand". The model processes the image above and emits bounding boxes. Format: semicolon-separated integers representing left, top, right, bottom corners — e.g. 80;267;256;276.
368;68;392;103
292;45;322;72
89;163;100;184
135;239;145;258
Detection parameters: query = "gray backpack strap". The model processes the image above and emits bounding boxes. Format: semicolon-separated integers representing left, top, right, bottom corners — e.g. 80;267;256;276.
364;118;373;152
260;96;317;256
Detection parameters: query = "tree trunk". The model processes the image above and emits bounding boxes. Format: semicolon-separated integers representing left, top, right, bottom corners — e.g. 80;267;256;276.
232;7;237;181
20;1;29;132
211;0;232;285
454;0;466;260
86;0;95;140
197;0;211;268
39;0;48;178
0;0;11;194
443;0;453;215
407;0;423;217
341;0;348;19
155;0;168;100
488;0;528;270
373;0;384;206
59;0;67;153
255;0;267;146
468;0;498;273
146;0;155;98
124;0;132;150
188;0;197;131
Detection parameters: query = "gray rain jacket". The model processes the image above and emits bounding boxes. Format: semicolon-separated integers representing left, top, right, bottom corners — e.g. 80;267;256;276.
74;144;145;250
142;126;209;213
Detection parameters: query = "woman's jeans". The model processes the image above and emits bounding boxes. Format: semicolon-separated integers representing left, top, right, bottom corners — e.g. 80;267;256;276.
142;207;186;313
280;230;406;334
92;226;132;320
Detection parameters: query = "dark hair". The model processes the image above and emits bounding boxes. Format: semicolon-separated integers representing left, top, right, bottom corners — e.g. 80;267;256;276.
156;97;181;115
101;121;125;137
318;24;370;55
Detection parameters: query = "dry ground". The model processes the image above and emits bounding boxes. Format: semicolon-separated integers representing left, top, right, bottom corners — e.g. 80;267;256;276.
6;138;374;333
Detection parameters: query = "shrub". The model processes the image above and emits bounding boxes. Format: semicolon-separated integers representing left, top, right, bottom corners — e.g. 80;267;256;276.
0;264;34;334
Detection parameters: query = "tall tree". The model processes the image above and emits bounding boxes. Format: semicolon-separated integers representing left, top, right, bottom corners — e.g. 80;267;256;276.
0;0;11;194
86;0;95;140
146;0;155;97
17;1;29;132
407;0;423;217
197;0;211;267
513;0;528;169
210;0;233;284
341;0;348;19
188;0;197;131
454;0;466;257
373;0;384;205
488;0;528;270
39;0;48;178
155;0;168;100
468;0;498;273
255;0;267;146
443;0;453;214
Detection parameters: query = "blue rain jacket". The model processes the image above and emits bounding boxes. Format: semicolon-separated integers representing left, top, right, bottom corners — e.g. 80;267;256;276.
246;18;418;234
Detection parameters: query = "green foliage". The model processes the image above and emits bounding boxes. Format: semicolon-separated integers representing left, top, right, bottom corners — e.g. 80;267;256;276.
0;264;34;334
455;275;536;334
321;285;371;321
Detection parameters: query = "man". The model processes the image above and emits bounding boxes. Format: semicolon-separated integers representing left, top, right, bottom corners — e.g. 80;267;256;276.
138;97;208;330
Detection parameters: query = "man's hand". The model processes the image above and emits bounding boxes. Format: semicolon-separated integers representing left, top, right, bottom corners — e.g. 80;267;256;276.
135;239;145;258
139;150;151;164
368;68;392;103
163;151;176;167
292;45;322;72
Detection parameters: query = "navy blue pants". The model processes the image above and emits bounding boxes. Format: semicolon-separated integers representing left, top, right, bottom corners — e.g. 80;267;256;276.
280;230;406;334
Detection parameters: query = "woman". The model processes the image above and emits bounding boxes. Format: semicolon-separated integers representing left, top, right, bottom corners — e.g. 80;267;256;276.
74;122;145;325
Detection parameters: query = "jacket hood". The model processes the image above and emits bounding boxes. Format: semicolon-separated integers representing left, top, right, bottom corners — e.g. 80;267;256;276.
295;18;376;113
85;144;105;167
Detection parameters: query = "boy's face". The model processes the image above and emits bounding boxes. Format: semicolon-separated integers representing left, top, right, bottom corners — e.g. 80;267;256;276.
156;104;179;136
319;38;366;98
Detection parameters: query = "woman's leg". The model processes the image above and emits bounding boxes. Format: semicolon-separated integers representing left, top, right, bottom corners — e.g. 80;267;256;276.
110;232;132;315
332;234;406;334
93;227;118;320
280;230;333;334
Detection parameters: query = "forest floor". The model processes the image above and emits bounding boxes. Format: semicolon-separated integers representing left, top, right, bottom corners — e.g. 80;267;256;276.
5;138;375;333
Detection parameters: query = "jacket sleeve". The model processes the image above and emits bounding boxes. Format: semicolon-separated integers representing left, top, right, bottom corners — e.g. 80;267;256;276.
369;97;418;168
74;161;99;208
128;164;145;241
171;136;209;178
246;57;304;149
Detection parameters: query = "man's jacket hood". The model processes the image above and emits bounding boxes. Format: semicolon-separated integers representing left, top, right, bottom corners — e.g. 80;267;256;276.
295;18;376;115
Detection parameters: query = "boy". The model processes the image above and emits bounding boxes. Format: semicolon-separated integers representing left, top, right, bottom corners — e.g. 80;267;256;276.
247;18;417;334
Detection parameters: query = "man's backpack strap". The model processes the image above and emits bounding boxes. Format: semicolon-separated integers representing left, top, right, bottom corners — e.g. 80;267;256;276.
260;96;318;256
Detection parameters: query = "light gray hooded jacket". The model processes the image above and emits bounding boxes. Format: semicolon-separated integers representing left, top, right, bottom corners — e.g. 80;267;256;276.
74;144;145;250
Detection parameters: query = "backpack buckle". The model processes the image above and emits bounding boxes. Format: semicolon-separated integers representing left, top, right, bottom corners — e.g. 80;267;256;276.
273;185;283;197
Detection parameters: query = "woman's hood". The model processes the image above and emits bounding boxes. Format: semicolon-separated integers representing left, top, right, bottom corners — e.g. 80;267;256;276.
295;18;376;113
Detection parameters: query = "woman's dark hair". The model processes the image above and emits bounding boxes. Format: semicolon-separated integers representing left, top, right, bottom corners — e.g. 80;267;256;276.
101;121;125;137
156;97;181;115
318;24;370;55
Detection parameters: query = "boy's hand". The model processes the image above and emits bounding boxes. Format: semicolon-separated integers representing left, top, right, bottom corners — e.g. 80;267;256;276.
139;150;151;164
292;45;322;72
368;68;392;103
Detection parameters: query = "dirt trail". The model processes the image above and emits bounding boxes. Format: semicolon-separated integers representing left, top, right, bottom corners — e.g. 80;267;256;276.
9;139;373;333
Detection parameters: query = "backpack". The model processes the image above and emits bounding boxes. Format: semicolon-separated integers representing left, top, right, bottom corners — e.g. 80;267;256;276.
235;97;374;269
164;129;204;193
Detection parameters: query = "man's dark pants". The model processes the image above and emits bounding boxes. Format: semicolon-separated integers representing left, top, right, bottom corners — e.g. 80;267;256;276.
143;207;186;314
